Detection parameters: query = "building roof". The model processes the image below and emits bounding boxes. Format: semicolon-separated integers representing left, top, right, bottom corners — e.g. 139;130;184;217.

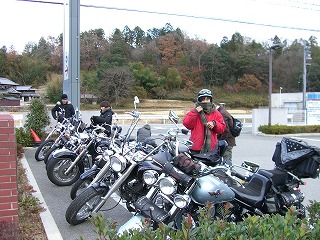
0;77;19;86
20;92;40;97
16;85;35;91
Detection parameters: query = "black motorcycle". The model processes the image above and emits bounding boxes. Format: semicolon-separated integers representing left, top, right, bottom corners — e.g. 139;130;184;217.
118;137;320;234
65;107;191;225
45;124;110;186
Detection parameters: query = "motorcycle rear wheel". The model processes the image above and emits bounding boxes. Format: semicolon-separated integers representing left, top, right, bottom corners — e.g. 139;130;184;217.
34;139;55;161
46;157;80;186
65;186;108;225
70;177;94;200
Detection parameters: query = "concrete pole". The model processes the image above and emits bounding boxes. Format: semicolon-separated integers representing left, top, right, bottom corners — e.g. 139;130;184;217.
63;0;81;115
268;48;272;126
303;44;307;110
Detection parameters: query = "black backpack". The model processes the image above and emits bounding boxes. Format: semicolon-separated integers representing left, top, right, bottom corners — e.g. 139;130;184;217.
229;116;243;137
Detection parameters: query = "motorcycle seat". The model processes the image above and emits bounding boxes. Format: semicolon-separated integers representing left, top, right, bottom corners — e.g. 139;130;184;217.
192;151;221;167
231;173;271;208
257;169;288;186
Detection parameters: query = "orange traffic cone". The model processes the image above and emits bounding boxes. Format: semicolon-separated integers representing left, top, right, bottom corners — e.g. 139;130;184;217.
30;128;42;146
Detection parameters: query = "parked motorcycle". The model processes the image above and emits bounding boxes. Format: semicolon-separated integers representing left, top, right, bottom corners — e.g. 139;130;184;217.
69;122;125;199
35;109;85;162
65;100;191;225
118;139;231;233
46;124;110;186
118;137;320;234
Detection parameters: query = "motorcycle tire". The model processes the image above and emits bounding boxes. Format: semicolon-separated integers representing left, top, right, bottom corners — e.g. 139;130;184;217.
46;157;80;186
65;186;108;225
43;145;60;164
34;139;55;161
70;177;94;200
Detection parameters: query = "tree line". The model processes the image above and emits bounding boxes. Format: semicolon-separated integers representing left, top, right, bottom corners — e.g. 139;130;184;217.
0;23;319;105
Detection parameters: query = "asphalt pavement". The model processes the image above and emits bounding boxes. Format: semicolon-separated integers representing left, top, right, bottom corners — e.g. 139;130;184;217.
23;124;320;239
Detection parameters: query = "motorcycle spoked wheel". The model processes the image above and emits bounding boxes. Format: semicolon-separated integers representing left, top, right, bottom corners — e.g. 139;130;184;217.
43;145;60;164
70;177;94;200
34;139;55;161
65;186;108;225
46;157;81;186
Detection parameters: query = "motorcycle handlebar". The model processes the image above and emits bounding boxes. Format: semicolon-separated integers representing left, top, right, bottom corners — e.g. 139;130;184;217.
231;171;247;181
125;110;140;118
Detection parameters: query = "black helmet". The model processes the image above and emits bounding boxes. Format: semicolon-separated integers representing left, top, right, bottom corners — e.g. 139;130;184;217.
197;89;212;102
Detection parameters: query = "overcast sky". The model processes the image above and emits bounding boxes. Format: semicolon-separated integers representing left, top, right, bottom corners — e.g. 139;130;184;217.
1;0;319;52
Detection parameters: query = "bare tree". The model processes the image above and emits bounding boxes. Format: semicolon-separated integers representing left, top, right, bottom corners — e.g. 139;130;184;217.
99;66;135;105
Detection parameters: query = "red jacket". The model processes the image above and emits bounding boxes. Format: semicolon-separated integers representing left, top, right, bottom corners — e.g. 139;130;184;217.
183;108;226;151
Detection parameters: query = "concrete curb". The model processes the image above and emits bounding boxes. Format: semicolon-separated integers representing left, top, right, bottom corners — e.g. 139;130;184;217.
21;155;63;240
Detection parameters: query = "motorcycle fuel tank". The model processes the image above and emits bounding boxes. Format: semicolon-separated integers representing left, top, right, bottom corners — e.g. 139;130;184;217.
190;175;235;205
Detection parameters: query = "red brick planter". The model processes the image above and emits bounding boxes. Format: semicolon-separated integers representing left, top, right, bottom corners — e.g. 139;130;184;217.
0;114;18;224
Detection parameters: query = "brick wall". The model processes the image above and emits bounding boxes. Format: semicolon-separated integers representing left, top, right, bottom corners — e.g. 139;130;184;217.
0;114;18;223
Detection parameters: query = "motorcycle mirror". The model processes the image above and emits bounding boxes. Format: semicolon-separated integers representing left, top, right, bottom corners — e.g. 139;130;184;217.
134;96;139;109
242;161;259;172
168;110;179;124
181;129;189;135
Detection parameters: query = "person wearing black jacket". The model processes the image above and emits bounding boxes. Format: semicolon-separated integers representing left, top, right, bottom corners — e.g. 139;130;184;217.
90;101;114;135
217;103;236;162
137;124;151;143
51;94;75;122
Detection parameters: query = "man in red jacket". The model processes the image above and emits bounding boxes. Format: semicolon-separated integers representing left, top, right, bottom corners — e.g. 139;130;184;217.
183;89;226;154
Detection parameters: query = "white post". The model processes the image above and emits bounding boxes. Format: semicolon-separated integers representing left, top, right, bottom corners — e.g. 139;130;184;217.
279;87;282;107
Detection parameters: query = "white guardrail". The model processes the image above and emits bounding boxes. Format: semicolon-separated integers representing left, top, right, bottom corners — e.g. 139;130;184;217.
11;113;253;127
113;114;253;125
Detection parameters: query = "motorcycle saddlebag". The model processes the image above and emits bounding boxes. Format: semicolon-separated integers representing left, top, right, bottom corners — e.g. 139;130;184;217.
173;152;201;175
292;155;320;178
272;137;320;178
133;196;169;223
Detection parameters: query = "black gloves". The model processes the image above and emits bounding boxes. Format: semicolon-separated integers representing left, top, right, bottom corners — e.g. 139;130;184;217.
90;116;98;125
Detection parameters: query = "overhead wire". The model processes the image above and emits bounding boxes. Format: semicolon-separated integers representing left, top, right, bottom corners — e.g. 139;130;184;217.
16;0;320;33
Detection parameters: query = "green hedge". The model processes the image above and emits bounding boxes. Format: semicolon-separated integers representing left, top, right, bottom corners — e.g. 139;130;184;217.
258;124;320;135
84;201;320;240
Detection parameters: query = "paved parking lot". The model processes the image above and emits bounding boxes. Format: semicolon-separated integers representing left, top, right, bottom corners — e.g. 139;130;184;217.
24;125;320;239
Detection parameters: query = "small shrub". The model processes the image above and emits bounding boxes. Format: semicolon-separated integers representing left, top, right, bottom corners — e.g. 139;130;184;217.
24;99;50;139
15;127;33;147
306;200;320;226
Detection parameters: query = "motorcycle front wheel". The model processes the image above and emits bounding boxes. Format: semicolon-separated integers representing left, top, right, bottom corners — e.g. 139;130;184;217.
46;157;80;186
43;144;60;164
70;177;94;200
65;186;108;225
34;139;55;161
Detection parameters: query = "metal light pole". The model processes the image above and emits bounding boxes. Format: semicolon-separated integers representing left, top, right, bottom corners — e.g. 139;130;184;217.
279;87;282;107
268;43;284;126
303;44;312;110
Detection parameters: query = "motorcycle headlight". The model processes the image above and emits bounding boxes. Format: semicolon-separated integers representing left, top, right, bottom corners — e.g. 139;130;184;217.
174;195;191;209
110;153;127;172
159;177;177;195
143;170;159;185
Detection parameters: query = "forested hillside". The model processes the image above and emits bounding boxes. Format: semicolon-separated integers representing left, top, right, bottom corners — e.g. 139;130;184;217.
1;23;319;107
